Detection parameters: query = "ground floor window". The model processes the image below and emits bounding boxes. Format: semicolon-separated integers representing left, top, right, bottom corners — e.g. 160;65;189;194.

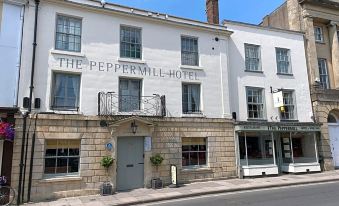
44;139;80;176
182;137;207;167
239;132;274;166
281;132;317;164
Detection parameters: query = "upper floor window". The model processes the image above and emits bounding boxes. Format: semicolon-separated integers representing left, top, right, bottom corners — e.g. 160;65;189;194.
120;26;142;59
245;44;261;72
318;58;330;89
51;73;80;110
44;139;80;176
119;78;142;112
314;26;324;43
276;48;291;74
280;91;295;120
182;84;201;114
181;36;199;66
55;15;82;52
246;87;265;119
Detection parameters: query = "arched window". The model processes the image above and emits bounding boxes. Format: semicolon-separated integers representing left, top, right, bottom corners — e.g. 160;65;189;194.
328;114;337;123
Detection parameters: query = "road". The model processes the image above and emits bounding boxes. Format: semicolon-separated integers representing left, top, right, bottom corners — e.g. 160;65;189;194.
143;181;339;206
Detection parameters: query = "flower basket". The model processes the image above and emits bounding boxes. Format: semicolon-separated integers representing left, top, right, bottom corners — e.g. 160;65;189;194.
0;122;14;142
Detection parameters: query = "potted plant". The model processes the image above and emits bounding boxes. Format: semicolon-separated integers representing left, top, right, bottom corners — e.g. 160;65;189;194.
150;154;164;189
100;156;114;196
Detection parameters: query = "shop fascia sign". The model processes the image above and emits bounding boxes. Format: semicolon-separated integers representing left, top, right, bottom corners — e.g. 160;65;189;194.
55;57;200;81
235;125;321;132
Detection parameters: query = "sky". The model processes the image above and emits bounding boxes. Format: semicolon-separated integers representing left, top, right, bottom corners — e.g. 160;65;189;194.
107;0;285;25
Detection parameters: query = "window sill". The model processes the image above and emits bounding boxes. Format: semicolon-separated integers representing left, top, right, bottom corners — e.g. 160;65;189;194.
50;110;80;115
244;70;263;74
50;49;85;57
118;57;146;64
181;167;212;173
247;118;267;122
182;113;205;118
315;41;325;45
180;65;204;70
277;73;293;76
280;119;299;122
39;176;82;183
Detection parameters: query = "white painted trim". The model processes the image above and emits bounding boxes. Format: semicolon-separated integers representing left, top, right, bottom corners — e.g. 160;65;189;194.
179;65;204;71
50;49;86;57
0;140;3;174
118;57;146;64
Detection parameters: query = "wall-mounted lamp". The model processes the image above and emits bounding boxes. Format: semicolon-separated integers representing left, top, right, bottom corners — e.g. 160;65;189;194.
131;120;138;134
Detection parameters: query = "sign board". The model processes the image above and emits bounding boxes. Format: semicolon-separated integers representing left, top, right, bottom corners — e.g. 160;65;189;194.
171;165;178;186
144;136;152;152
273;91;284;108
235;124;321;132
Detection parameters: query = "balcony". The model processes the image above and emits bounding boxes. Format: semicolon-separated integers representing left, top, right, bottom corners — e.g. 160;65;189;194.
98;92;166;117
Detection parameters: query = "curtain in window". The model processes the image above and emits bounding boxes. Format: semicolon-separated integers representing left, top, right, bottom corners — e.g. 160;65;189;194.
190;85;200;113
53;74;80;109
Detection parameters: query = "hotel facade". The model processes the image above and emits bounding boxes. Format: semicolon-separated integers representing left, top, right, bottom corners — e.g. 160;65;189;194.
9;0;322;203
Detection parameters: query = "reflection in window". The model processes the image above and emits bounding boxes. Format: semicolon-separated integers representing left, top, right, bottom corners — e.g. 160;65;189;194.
182;137;207;167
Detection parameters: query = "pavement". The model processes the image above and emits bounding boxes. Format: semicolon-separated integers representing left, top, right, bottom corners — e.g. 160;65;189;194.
25;170;339;206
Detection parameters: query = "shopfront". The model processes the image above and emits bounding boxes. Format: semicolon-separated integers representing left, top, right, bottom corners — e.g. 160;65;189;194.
235;122;321;177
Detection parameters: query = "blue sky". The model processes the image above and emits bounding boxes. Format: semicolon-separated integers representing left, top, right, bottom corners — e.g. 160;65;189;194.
107;0;285;24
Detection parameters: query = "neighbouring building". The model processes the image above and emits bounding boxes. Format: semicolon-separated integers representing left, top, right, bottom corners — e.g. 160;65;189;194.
13;0;236;202
261;0;339;170
0;0;25;186
224;20;321;176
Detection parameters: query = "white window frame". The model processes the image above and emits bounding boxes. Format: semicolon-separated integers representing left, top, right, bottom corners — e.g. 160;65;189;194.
55;15;82;52
182;83;201;114
44;139;81;178
182;137;207;168
181;36;199;66
276;48;292;75
280;90;296;120
246;87;265;120
244;44;261;72
318;58;330;89
314;26;324;43
120;25;142;59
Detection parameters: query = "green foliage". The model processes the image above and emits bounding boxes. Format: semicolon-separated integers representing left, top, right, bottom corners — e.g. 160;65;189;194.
150;154;164;166
101;156;114;169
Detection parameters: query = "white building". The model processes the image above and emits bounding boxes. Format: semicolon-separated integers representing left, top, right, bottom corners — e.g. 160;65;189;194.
224;20;321;176
13;0;236;202
0;0;25;187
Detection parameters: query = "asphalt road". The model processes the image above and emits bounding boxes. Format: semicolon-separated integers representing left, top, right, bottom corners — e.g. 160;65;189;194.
143;182;339;206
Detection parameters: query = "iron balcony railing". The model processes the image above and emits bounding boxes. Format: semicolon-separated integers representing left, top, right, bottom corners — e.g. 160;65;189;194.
98;92;166;117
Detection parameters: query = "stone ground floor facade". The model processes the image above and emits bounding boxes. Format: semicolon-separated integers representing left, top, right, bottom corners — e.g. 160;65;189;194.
11;114;236;202
311;89;339;171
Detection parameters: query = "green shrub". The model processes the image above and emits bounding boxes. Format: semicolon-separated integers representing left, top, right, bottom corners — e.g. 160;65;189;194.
150;154;164;166
101;156;114;169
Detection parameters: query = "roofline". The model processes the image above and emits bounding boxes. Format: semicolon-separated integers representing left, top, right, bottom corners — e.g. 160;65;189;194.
54;0;233;36
222;19;305;36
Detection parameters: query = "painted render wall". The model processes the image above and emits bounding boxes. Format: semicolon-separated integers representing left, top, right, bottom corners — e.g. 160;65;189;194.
17;0;232;118
0;1;24;108
225;22;314;123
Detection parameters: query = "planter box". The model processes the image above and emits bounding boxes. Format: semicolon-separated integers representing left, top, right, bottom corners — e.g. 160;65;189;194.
101;182;113;196
151;178;163;189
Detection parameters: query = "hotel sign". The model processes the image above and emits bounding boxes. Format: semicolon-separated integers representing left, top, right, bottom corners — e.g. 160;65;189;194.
235;125;321;132
56;57;200;81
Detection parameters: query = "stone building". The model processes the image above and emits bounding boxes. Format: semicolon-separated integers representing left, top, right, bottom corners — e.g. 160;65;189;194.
262;0;339;171
13;0;236;202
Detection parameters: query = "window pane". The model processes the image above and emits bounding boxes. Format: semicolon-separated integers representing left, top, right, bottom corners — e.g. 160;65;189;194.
44;158;56;174
52;73;80;110
189;152;198;165
68;157;80;173
181;37;199;66
46;149;57;157
120;26;142;59
55;16;81;52
182;137;207;166
182;153;189;166
182;84;200;114
56;158;68;173
245;44;260;71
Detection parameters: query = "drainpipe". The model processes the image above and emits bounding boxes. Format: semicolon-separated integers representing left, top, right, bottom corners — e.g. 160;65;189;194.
27;114;38;202
17;0;40;204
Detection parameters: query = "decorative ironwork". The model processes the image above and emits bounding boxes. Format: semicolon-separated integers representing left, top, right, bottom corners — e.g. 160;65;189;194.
98;92;166;117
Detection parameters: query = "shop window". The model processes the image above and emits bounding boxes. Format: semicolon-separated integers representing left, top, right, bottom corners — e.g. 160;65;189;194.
280;91;295;120
276;48;291;74
181;36;199;66
44;140;80;176
182;137;206;167
55;15;82;52
246;87;265;119
51;73;81;110
182;84;201;114
239;132;274;166
120;26;142;59
119;78;142;112
245;44;261;72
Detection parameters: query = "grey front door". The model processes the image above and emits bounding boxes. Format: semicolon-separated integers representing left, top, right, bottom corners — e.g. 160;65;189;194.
117;137;144;191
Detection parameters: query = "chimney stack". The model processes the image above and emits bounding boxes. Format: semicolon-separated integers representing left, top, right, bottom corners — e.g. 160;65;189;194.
206;0;219;24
